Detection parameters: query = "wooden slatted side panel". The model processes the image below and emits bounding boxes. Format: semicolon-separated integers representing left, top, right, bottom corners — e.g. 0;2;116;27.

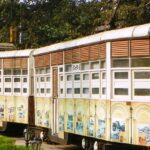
111;40;129;57
14;58;21;68
80;46;90;62
3;58;14;68
72;48;80;63
57;51;63;65
51;52;57;66
90;44;100;60
21;58;28;68
100;43;106;59
64;50;72;64
52;67;58;97
131;39;150;57
34;54;50;67
44;54;50;66
0;59;2;68
51;51;63;66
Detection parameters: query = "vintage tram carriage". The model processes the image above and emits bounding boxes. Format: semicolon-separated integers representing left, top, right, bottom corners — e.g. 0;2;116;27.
0;23;150;149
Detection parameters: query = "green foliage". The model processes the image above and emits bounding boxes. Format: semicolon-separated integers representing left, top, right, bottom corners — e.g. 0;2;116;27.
0;0;149;48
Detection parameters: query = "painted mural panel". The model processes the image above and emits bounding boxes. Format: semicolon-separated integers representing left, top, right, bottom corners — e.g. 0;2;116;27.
111;119;125;142
65;99;74;133
35;98;51;128
6;97;15;122
15;97;28;124
0;96;5;121
138;124;150;146
75;100;84;135
87;100;95;137
96;101;106;139
58;99;65;132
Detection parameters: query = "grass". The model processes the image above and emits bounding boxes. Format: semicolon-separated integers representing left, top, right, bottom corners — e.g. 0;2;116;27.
0;135;44;150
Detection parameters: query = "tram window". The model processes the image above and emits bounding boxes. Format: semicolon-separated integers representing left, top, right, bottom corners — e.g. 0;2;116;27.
92;73;99;79
36;69;39;74
67;88;72;94
81;63;89;70
114;72;128;79
37;88;39;93
92;88;99;94
67;75;72;81
41;88;44;93
65;65;72;72
14;88;20;93
0;78;1;82
132;58;150;67
0;71;1;75
40;68;45;74
46;77;50;82
60;89;63;94
23;78;27;82
0;88;1;92
83;88;89;94
91;62;99;69
46;88;50;93
5;78;11;82
22;70;28;75
134;72;150;79
4;69;11;75
102;88;106;95
36;77;39;82
59;67;63;72
102;72;106;79
114;88;128;95
40;77;45;82
5;88;11;93
74;74;80;80
23;88;27;93
46;68;50;74
83;74;89;80
74;88;80;94
134;89;150;96
101;61;106;68
112;59;129;68
60;76;63;81
14;78;20;82
13;69;21;75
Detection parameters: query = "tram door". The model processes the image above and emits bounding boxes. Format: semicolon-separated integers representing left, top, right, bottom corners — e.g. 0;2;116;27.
52;67;58;135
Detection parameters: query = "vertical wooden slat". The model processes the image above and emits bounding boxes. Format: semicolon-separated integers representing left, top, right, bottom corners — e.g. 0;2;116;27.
72;48;80;63
131;39;150;57
44;54;50;66
100;43;106;59
57;51;63;65
52;67;58;97
80;46;90;62
21;58;28;68
111;41;129;57
90;44;100;60
64;50;72;64
51;52;57;66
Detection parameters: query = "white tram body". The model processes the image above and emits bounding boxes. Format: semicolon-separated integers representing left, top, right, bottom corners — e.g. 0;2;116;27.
0;23;150;147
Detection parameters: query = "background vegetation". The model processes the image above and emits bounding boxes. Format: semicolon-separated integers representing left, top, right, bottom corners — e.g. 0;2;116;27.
0;0;149;48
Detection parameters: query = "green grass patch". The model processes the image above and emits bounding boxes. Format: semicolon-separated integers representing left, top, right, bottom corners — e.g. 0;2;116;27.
0;136;44;150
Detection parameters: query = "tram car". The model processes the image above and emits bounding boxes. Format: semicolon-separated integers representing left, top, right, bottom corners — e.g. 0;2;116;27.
0;23;150;149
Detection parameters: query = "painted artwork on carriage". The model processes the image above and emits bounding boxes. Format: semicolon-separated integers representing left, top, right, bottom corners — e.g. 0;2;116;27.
138;124;150;146
8;107;15;122
87;117;95;136
43;111;49;127
59;115;64;131
17;105;25;119
97;119;106;139
76;112;83;134
36;110;42;126
0;104;4;118
67;113;73;131
111;119;125;141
